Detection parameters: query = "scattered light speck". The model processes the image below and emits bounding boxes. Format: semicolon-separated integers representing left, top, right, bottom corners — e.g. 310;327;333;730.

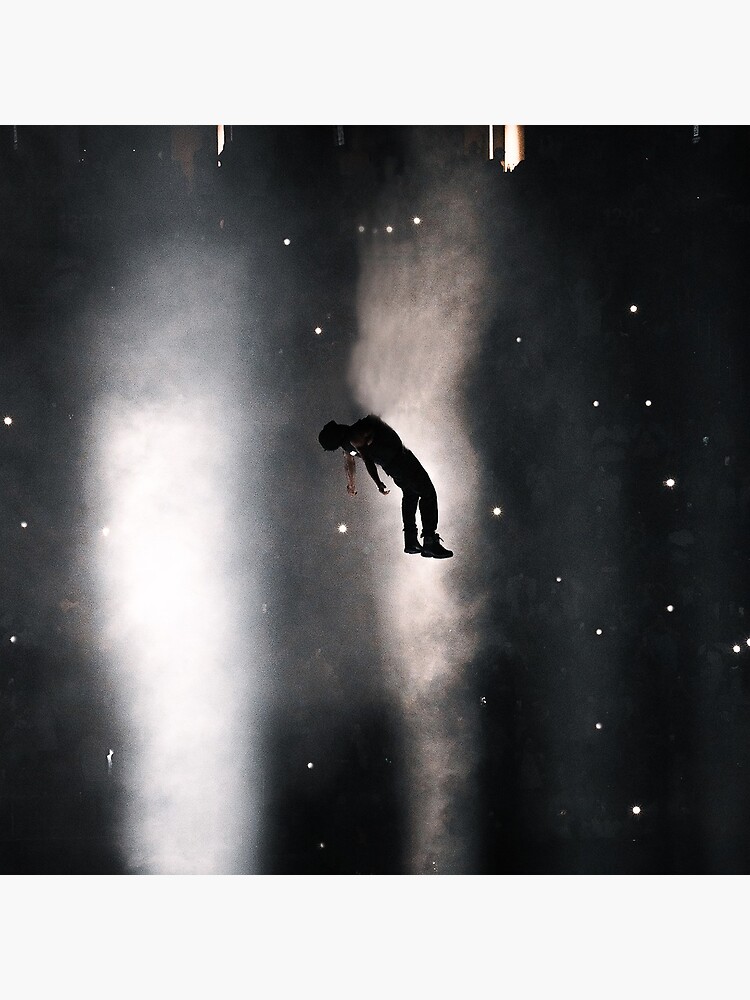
283;238;291;245
593;400;600;407
358;225;365;233
596;628;603;636
595;723;603;730
492;506;502;516
10;636;17;643
632;805;641;815
386;226;393;233
516;337;522;343
667;605;674;612
664;478;676;489
556;577;562;583
630;304;638;313
307;762;314;769
413;216;421;225
480;696;487;705
645;400;652;407
20;522;27;529
314;327;322;335
733;645;741;654
4;416;12;426
338;523;347;533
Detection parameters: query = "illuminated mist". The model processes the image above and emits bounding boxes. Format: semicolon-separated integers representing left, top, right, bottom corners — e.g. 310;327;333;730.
88;247;263;874
350;144;497;872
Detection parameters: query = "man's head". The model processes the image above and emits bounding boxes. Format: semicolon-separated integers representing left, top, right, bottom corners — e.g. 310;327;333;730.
318;420;347;451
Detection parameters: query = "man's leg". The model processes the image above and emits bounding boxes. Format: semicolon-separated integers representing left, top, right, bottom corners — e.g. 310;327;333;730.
401;489;422;553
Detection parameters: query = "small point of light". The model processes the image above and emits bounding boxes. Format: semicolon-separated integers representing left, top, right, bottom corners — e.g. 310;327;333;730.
4;416;12;426
629;304;638;313
480;696;487;705
664;478;676;489
358;225;365;233
645;400;652;407
386;225;393;233
556;576;562;583
413;216;421;225
746;638;750;647
733;645;742;654
593;400;600;407
319;842;325;849
102;526;110;537
632;805;641;815
20;521;27;529
516;337;522;343
283;238;291;245
667;605;674;612
107;749;113;764
10;636;17;643
314;327;322;335
492;506;503;517
596;628;603;636
337;523;348;533
307;762;314;769
595;723;603;730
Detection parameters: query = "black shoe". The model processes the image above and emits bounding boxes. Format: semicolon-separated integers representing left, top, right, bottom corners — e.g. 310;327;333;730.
421;532;453;559
403;526;423;554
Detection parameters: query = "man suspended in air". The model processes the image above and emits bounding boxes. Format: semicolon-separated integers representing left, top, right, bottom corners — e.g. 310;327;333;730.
318;414;453;558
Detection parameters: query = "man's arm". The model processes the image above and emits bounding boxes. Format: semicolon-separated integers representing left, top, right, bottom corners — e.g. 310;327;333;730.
364;456;390;495
344;452;357;495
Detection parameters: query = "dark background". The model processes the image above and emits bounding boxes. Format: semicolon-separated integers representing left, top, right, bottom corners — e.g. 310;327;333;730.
1;124;749;874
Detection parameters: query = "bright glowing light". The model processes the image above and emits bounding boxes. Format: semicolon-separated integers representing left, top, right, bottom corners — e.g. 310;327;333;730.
107;749;114;766
3;416;12;426
386;226;393;233
516;337;522;343
307;762;314;769
492;506;502;516
503;125;524;172
632;805;641;815
630;304;638;313
319;842;325;848
593;400;600;407
283;238;291;245
413;217;421;225
102;526;110;537
338;523;347;533
667;605;674;612
480;696;487;705
358;225;365;233
664;478;676;488
595;723;603;730
20;521;27;529
746;638;750;647
645;400;652;407
314;327;322;335
556;577;562;583
596;628;603;635
733;645;741;654
9;635;17;643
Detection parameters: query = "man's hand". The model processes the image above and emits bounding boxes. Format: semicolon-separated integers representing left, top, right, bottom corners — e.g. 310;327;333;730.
378;484;390;495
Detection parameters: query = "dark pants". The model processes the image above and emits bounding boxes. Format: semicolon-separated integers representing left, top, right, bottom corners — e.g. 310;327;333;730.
386;449;438;536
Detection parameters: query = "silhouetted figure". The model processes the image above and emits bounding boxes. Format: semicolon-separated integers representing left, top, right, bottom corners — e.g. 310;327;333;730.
318;414;453;558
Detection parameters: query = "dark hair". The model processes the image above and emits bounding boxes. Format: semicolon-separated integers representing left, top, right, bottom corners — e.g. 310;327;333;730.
318;421;346;451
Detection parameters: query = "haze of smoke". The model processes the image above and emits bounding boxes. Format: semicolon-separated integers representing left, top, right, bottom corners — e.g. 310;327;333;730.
88;246;264;873
350;158;496;872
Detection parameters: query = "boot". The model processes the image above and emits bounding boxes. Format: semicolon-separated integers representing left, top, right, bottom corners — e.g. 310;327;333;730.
421;532;453;559
403;526;423;554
